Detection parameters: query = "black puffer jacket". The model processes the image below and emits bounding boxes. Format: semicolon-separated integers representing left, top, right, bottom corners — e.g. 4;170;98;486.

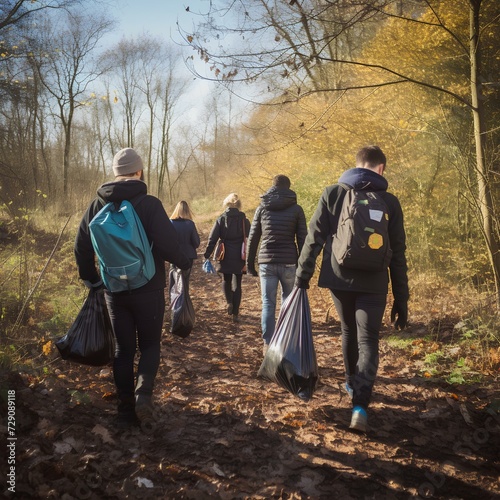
204;208;250;275
247;187;307;271
296;168;409;300
75;179;190;294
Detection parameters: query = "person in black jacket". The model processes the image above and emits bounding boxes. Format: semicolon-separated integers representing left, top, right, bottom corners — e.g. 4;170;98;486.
75;148;190;428
246;175;307;351
170;200;200;291
295;146;409;433
203;193;250;323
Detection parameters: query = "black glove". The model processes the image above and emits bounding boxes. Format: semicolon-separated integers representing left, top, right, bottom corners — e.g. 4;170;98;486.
294;276;310;289
391;301;408;330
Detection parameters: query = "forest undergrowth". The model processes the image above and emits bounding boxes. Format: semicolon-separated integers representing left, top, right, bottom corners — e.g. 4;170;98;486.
0;215;499;498
1;212;498;384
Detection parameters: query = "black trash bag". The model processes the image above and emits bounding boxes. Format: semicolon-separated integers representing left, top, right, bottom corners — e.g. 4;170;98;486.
258;286;319;402
55;288;114;366
169;267;195;338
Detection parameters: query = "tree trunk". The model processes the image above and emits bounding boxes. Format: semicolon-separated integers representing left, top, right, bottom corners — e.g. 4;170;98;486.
470;0;500;310
62;100;74;196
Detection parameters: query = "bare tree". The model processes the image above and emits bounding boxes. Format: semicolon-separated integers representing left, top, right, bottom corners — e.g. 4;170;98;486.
30;10;114;195
102;35;191;195
0;0;81;31
100;37;147;151
0;0;85;206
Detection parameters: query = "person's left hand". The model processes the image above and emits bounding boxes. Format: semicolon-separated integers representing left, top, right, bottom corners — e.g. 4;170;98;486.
247;266;258;277
391;300;408;330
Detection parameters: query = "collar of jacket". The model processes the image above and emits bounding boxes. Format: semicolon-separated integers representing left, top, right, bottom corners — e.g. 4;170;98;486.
338;167;388;191
97;179;147;204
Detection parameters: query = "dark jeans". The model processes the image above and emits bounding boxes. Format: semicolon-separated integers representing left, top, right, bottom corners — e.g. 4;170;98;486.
105;288;165;403
331;290;386;410
222;273;242;315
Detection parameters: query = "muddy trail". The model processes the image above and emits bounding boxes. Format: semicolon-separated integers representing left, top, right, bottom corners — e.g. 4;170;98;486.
2;231;500;499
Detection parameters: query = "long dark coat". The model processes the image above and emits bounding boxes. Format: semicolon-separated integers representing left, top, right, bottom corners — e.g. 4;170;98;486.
204;208;250;275
246;186;307;269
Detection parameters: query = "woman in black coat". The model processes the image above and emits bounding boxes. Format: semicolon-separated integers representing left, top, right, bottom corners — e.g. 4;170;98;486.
171;200;200;291
204;193;250;322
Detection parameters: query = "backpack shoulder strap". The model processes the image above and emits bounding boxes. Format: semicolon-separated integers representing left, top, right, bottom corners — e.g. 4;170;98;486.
327;183;350;209
129;193;147;208
96;195;107;209
338;182;352;192
328;183;351;236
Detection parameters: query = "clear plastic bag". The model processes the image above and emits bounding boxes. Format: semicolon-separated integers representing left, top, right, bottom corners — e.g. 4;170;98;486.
55;288;115;366
258;286;319;401
169;267;195;338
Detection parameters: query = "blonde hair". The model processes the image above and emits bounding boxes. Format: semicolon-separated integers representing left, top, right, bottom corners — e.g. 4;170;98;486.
171;200;194;220
223;192;241;209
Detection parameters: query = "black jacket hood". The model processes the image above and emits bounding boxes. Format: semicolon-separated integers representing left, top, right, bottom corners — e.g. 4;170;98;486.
97;179;147;204
261;187;297;211
338;168;388;192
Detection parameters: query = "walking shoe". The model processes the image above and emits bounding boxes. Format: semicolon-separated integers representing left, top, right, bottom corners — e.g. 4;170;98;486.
349;406;368;433
135;394;154;422
345;382;354;400
115;409;139;429
227;304;233;315
232;314;240;323
116;397;139;429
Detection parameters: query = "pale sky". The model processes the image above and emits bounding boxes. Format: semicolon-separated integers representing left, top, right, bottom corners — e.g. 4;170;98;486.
108;0;210;45
100;1;252;127
101;0;221;123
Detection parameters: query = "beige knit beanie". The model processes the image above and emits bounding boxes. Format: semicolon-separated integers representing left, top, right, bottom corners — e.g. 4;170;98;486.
112;148;144;176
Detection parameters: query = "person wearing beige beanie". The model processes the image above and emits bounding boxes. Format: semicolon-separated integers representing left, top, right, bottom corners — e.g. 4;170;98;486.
75;147;190;429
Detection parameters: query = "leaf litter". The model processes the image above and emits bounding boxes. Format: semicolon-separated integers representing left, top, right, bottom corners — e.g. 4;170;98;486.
2;233;500;499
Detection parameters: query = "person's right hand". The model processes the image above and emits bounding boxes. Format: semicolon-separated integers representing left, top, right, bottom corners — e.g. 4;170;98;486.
84;279;104;292
294;277;310;289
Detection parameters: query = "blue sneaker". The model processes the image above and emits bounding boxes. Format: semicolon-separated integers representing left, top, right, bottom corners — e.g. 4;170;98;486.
349;406;367;433
345;382;353;399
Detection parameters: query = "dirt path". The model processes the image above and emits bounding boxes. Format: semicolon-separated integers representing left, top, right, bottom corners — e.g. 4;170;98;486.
3;231;500;499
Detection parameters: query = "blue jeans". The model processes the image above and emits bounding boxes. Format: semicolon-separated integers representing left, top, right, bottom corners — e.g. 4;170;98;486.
259;263;296;344
331;290;386;410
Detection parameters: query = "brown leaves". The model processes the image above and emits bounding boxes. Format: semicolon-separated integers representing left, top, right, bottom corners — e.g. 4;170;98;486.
7;247;500;498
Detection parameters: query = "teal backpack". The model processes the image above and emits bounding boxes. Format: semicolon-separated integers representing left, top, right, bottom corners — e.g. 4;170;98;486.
89;195;155;292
